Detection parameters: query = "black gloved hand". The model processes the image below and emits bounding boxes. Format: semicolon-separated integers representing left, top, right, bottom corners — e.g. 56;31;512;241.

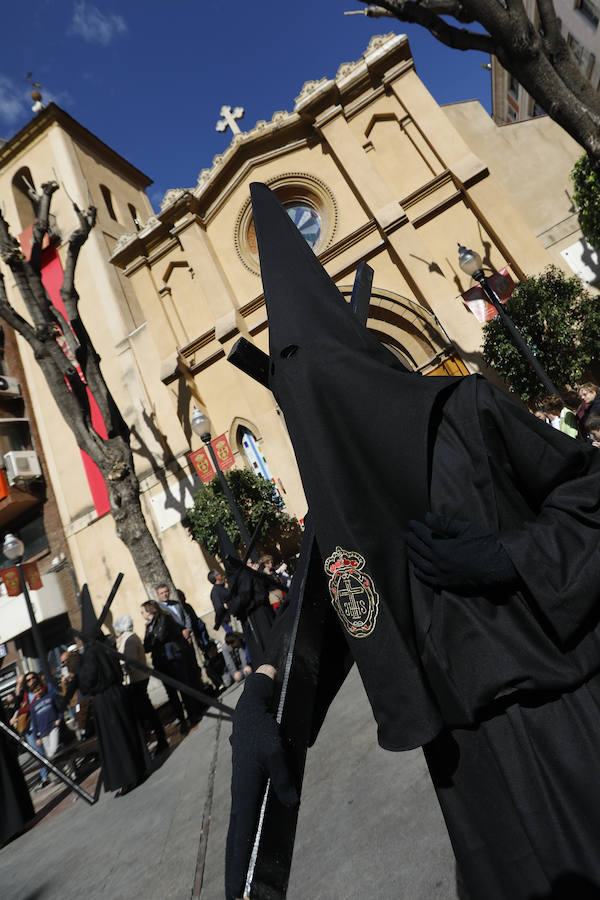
225;673;298;900
406;512;519;594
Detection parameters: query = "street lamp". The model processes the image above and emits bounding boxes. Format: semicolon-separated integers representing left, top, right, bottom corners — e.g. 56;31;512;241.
191;409;257;561
457;244;560;397
2;532;51;681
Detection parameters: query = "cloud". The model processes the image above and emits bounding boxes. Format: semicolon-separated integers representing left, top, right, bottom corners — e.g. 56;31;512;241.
70;2;128;46
0;75;28;127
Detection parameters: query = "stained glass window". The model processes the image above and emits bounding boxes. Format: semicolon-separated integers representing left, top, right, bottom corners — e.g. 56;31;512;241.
284;203;321;248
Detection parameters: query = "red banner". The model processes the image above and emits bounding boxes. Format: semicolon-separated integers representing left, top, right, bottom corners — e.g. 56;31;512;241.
0;567;21;596
211;433;235;471
461;267;515;323
0;563;43;594
23;562;43;591
189;448;216;484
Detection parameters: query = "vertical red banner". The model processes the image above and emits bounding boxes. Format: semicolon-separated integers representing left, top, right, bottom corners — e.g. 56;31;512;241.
211;433;235;471
23;561;43;590
188;448;216;484
461;267;515;323
0;567;21;596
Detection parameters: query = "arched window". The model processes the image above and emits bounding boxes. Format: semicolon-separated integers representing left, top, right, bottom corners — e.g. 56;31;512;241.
238;427;274;483
128;203;140;231
11;167;37;232
100;184;118;221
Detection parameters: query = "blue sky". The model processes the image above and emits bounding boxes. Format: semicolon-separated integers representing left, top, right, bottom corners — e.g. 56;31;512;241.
0;1;492;210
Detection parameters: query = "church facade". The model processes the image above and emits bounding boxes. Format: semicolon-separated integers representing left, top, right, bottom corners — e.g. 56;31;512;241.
0;32;586;634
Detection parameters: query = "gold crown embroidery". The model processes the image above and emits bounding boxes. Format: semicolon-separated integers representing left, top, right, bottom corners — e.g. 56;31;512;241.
324;546;379;639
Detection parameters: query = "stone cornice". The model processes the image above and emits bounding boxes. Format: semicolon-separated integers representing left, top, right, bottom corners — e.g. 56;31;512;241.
110;32;411;270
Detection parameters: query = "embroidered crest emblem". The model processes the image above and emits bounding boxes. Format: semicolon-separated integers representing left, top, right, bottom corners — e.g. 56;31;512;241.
324;547;379;639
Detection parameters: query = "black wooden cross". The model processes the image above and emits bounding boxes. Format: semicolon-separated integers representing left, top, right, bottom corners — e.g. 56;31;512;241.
226;261;373;898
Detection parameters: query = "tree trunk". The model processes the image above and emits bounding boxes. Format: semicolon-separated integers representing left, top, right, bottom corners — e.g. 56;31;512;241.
358;0;600;167
0;185;175;601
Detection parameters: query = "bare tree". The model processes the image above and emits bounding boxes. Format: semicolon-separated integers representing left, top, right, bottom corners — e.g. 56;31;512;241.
0;182;175;597
351;2;600;166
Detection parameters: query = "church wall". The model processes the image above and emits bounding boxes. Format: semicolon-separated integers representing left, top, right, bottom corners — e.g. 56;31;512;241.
72;141;154;235
0;110;218;629
442;100;584;266
349;93;445;201
105;31;588;622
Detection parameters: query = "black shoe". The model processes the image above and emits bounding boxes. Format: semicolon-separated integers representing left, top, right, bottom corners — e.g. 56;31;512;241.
179;721;190;735
34;778;49;791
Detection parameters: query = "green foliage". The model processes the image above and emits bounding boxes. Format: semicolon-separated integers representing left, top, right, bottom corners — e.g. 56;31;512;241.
572;153;600;250
482;265;600;405
183;467;302;561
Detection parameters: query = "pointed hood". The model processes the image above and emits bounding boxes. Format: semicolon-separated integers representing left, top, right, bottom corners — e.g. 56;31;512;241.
79;584;99;643
250;182;461;749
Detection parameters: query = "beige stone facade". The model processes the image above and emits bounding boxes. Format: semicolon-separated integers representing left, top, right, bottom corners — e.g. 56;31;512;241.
0;32;587;635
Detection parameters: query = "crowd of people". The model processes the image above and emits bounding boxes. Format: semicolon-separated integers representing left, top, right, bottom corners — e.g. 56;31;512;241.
0;552;292;846
533;381;600;444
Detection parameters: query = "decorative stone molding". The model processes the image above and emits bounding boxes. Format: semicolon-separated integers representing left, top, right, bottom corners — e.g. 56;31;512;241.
112;230;137;254
364;32;398;58
335;59;362;82
191;109;295;196
138;214;159;236
294;77;329;106
160;188;189;210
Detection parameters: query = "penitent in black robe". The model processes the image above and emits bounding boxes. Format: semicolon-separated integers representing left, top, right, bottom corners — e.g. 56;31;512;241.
0;703;34;845
228;569;275;666
78;642;149;792
250;182;600;900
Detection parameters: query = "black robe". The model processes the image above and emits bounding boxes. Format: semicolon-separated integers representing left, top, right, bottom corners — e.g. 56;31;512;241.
78;642;149;792
228;568;274;665
0;703;34;845
250;182;600;899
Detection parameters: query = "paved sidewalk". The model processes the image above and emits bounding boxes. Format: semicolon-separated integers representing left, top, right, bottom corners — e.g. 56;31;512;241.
0;669;458;900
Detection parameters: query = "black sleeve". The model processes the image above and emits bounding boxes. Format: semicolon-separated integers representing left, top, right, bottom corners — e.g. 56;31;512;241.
143;624;154;653
78;649;100;696
479;380;600;643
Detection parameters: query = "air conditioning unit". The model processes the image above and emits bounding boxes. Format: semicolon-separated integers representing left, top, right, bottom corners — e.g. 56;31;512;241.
4;450;42;485
0;376;21;398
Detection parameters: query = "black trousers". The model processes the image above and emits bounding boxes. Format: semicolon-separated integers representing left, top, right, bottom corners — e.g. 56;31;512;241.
127;679;166;743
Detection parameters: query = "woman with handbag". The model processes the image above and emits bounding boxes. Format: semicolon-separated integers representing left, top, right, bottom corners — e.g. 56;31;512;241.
12;672;51;790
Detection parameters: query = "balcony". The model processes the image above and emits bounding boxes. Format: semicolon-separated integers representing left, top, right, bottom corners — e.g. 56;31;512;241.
0;477;41;529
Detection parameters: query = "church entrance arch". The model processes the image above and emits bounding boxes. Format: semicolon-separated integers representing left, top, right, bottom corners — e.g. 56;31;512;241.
339;285;468;376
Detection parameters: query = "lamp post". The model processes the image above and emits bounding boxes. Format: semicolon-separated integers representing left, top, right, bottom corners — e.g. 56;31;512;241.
3;533;51;681
458;244;560;397
191;409;258;561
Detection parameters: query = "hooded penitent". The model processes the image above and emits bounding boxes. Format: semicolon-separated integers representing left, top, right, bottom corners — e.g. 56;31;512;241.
244;182;600;900
250;182;458;750
79;584;100;644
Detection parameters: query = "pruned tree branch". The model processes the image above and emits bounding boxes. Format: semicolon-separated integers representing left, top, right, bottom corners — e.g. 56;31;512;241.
60;202;97;317
0;270;38;346
57;201;124;437
358;0;494;52
354;0;600;165
30;180;59;274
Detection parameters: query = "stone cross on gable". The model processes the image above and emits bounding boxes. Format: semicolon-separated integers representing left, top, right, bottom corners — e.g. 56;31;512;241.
215;105;245;135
